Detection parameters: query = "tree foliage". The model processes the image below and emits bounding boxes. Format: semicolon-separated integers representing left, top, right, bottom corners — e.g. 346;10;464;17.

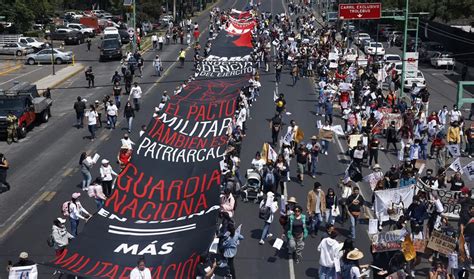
381;0;474;23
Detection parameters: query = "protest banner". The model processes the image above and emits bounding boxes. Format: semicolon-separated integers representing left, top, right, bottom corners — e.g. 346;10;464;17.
427;231;457;255
416;179;462;219
462;161;474;181
370;230;406;253
447;144;461;157
374;186;415;222
448;158;463;174
8;265;38;279
381;113;402;130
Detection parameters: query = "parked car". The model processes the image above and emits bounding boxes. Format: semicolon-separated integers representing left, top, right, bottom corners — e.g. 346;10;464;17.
65;11;84;19
118;29;131;44
99;38;122;61
0;82;52;138
419;42;446;62
404;70;426;91
355;33;370;45
430;52;455;68
0;43;34;56
45;28;74;41
365;42;385;56
383;54;401;64
18;37;46;51
66;23;96;37
25;48;73;65
64;31;85;45
161;15;174;26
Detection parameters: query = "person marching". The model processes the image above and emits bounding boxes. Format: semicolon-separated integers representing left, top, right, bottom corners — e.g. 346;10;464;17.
0;153;11;191
178;48;186;68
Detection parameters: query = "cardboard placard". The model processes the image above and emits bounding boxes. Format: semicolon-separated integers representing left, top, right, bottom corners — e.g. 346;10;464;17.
348;134;362;148
318;129;334;142
370;230;406;253
427;231;456;255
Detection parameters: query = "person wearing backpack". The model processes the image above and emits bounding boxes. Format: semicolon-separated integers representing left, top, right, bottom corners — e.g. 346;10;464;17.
65;192;92;236
287;205;308;264
262;162;277;194
258;191;278;245
50;217;74;256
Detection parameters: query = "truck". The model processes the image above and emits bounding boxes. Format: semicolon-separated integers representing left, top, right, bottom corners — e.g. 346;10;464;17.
0;34;22;46
0;82;52;138
79;17;101;34
0;35;47;51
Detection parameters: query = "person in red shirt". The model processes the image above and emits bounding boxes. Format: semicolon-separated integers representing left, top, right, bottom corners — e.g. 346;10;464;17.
427;111;439;124
193;28;200;41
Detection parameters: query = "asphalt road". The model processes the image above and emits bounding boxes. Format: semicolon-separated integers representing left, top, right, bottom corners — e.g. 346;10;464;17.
0;1;471;279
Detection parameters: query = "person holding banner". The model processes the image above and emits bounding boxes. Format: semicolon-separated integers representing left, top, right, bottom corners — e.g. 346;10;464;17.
8;252;37;279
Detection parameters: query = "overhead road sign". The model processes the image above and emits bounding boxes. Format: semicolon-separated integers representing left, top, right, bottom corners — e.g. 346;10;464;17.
339;3;382;20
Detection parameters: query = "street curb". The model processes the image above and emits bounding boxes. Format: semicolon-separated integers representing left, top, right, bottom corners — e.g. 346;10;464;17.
0;63;22;76
36;64;85;92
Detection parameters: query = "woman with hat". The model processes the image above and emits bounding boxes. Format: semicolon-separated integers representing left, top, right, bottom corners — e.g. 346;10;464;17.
280;196;297;238
340;249;368;278
100;159;118;197
51;217;74;256
68;192;92;236
287;205;308;264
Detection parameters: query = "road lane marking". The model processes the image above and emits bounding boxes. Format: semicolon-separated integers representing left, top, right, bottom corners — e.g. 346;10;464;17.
0;191;50;238
44;191;57;201
0;63;22;76
0;67;43;86
62;167;73;177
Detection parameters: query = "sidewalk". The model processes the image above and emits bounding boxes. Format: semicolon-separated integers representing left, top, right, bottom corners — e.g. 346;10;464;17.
33;63;84;93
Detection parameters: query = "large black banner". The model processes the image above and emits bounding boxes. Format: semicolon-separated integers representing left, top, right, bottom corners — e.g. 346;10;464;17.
48;12;256;279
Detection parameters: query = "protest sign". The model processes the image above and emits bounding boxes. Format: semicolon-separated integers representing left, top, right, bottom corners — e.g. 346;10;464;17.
331;125;345;136
416;179;462;219
374;186;415;222
368;219;378;235
462;161;474;181
8;265;38;279
447;144;461;157
427;231;457;255
348;134;362;148
413;238;427;253
448;158;463;174
370;230;406;253
318;129;334;142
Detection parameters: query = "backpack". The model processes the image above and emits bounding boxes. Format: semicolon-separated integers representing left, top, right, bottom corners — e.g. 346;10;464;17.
259;203;271;220
47;234;55;247
62;201;71;217
264;171;274;186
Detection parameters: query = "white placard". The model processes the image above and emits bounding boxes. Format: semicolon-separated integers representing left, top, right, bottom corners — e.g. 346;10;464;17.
447;144;461;157
448;158;463;174
8;265;38;279
368;219;379;235
92;153;100;163
462;161;474;181
273;238;284;250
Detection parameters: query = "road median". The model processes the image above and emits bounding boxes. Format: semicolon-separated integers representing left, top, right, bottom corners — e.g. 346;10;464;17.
33;63;85;93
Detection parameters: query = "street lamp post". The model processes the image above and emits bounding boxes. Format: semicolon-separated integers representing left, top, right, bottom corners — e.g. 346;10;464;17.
400;0;409;96
132;0;136;53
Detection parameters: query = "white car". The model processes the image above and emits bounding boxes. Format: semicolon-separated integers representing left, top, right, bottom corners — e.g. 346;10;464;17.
161;15;174;26
65;12;83;19
430;52;455;68
355;33;370;45
18;37;46;50
365;42;385;56
344;48;358;63
404;70;426;91
67;23;96;37
383;54;401;64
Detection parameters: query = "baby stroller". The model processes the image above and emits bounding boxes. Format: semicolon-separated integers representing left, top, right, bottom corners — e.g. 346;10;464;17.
241;169;263;203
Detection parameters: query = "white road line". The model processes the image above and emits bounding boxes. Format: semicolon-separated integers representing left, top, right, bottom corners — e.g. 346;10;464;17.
0;67;43;86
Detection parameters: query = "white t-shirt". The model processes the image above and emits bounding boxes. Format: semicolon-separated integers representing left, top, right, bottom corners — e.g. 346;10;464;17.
151;34;158;42
107;104;118;116
130;267;152;279
450;110;462;122
131;86;142;99
85;110;98;126
350;266;361;279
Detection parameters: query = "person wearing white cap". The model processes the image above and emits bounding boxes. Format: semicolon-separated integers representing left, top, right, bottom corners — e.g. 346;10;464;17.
51;217;74;256
9;251;37;277
130;258;152;279
100;159;117;197
68;192;91;236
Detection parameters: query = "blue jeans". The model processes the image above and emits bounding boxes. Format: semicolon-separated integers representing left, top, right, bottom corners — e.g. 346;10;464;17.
95;199;104;209
349;214;359;239
319;266;336;279
325;209;335;225
114;95;121;109
88;124;96;139
155;66;161;76
127;116;133;132
420;143;428;160
321;140;329;154
81;169;92;189
70;218;80;236
310;155;318;176
310;213;323;233
107;115;117;128
260;222;271;241
316;102;325;115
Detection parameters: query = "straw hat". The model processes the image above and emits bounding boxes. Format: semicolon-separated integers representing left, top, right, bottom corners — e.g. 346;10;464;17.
347;249;364;261
19;252;29;259
311;135;318;140
287;196;297;204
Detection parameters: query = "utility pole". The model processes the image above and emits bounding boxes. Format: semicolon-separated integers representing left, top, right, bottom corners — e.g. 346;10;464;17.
132;0;136;53
400;0;409;97
49;27;55;75
173;0;176;22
